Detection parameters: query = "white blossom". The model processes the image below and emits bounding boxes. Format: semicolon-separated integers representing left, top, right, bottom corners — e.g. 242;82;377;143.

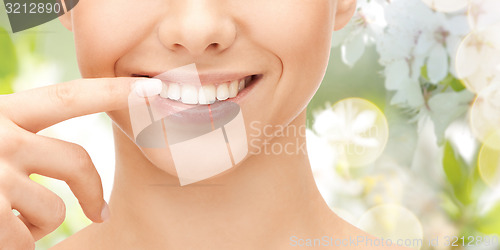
332;0;387;67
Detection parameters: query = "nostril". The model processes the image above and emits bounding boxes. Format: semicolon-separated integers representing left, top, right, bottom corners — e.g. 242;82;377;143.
208;43;219;49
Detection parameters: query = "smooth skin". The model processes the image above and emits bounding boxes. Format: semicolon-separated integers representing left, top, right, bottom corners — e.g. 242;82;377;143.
0;0;410;249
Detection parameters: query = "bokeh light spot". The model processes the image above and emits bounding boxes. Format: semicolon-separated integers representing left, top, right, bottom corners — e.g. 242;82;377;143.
468;0;500;31
421;0;468;13
358;204;423;250
469;84;500;149
478;136;500;188
455;24;500;93
320;98;389;167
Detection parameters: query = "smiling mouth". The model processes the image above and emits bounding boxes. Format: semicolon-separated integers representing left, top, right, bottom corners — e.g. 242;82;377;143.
132;73;262;105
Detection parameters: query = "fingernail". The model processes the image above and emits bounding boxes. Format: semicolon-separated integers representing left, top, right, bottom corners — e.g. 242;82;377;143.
134;78;163;97
101;202;110;222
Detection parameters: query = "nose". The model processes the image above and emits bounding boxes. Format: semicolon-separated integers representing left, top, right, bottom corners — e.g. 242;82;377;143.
158;1;236;56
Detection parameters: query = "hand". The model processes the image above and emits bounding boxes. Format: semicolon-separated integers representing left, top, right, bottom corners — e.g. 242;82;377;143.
0;77;160;249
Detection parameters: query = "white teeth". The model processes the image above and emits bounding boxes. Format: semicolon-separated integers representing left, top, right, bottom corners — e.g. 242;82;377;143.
160;83;169;98
198;87;208;105
217;84;229;101
158;76;252;104
199;85;216;104
238;78;245;91
168;83;181;100
229;80;238;98
181;84;198;104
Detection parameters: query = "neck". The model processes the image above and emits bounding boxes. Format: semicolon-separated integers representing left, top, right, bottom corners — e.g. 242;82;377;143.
107;111;333;249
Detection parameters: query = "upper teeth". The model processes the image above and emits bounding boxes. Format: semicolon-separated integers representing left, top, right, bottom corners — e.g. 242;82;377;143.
159;76;251;105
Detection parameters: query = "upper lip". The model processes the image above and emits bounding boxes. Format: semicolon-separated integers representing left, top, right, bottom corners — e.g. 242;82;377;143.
133;71;257;85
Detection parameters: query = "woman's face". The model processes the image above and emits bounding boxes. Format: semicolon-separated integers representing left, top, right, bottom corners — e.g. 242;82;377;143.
65;0;345;184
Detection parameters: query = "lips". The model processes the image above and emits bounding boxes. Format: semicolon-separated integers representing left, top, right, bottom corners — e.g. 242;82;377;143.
127;63;251;185
128;63;264;127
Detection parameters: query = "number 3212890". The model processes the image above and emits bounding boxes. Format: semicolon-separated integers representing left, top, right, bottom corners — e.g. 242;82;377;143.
444;235;499;247
5;2;62;14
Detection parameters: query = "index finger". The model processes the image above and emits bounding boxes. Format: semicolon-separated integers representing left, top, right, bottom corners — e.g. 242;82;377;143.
0;77;162;133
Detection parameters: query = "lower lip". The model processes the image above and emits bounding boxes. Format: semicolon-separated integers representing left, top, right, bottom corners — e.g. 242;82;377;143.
147;75;262;124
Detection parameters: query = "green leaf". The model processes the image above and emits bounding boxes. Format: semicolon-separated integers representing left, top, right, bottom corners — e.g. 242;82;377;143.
443;141;473;205
0;26;18;94
475;202;500;235
421;65;429;81
449;78;466;92
439;74;466;92
440;193;461;221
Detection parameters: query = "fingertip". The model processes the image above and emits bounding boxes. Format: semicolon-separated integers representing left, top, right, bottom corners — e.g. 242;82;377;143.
133;78;163;97
100;201;110;222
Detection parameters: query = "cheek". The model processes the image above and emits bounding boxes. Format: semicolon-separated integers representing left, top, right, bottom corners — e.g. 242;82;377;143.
241;0;334;62
242;0;335;123
72;0;163;77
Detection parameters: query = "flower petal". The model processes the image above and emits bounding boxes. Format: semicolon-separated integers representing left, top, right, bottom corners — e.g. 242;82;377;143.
313;108;339;135
352;110;377;134
427;44;449;84
390;79;424;108
341;32;366;67
353;136;379;148
385;60;410;90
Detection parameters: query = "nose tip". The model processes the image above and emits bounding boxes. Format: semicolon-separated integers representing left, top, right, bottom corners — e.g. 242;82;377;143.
158;6;236;56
